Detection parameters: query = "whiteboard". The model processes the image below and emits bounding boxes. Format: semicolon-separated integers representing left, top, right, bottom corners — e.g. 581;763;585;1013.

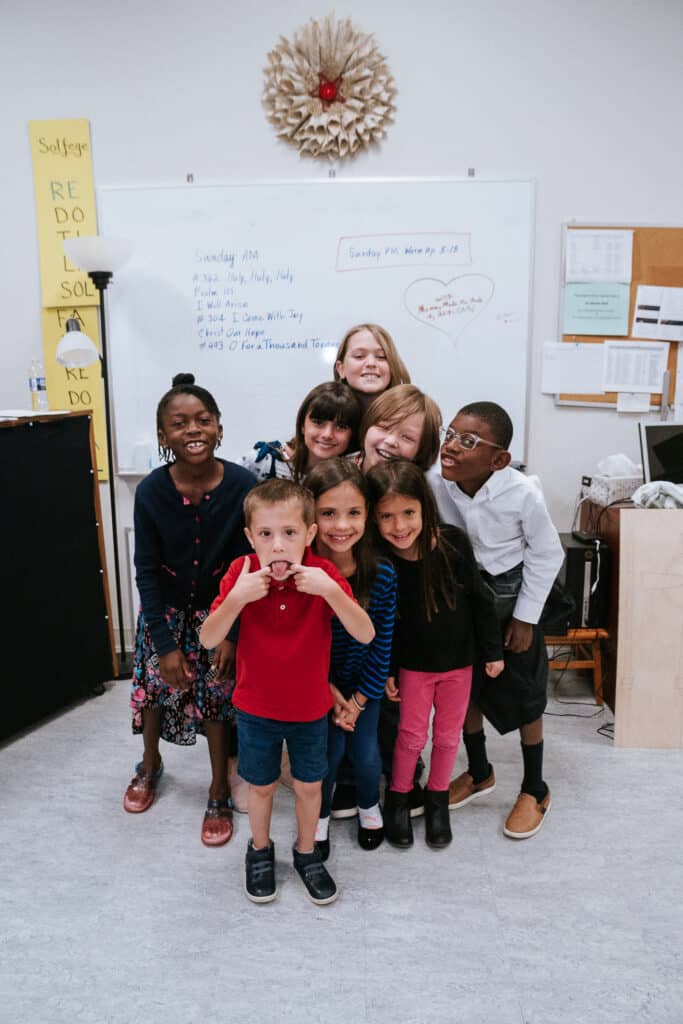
99;178;534;471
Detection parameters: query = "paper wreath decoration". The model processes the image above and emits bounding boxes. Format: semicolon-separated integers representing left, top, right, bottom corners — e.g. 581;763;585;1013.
263;13;397;160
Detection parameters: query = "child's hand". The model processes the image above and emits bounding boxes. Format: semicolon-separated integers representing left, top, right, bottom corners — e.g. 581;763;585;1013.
336;706;358;732
159;649;194;691
385;676;400;702
485;659;505;679
328;683;349;720
212;639;236;682
232;557;271;605
291;563;333;597
504;617;534;653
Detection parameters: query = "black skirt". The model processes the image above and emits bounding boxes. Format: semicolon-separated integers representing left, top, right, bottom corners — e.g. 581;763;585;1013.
471;564;548;735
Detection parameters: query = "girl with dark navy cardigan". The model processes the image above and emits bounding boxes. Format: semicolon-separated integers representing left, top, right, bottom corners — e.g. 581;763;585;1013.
124;374;255;847
305;458;397;857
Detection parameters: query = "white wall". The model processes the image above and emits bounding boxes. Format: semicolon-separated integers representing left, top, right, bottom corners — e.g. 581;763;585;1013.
3;0;683;645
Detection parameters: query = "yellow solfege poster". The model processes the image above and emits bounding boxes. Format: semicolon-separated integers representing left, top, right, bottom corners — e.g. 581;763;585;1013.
28;120;99;308
29;119;108;479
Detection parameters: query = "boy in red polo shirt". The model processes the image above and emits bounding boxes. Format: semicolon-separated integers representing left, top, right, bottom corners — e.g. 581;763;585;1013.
200;478;374;905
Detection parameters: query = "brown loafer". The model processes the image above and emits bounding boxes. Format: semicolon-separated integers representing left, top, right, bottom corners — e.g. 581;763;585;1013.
123;759;164;814
504;788;551;839
201;798;234;847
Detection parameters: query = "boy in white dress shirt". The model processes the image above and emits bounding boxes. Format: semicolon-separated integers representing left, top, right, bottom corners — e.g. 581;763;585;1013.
430;402;563;839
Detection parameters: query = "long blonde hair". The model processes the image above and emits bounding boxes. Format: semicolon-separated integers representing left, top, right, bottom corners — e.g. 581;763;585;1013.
333;323;411;389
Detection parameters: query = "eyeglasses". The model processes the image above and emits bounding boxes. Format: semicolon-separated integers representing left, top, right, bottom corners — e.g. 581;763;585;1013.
439;427;503;451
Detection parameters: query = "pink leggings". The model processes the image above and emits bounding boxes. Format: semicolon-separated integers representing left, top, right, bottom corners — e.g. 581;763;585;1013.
391;666;473;793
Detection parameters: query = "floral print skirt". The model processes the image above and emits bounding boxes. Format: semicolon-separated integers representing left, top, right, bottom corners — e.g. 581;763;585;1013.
130;606;234;746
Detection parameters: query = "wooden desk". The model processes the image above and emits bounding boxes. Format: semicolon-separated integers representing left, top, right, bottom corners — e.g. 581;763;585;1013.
582;502;683;747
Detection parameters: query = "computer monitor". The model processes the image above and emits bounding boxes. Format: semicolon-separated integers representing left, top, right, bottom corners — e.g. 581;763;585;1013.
638;422;683;484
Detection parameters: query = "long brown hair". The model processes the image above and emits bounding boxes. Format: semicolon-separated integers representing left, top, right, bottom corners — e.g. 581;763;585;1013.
366;459;458;620
305;457;381;608
359;385;442;471
334;323;411;389
289;382;361;483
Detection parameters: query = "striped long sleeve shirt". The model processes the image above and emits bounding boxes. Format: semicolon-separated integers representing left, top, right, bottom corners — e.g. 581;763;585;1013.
330;558;397;701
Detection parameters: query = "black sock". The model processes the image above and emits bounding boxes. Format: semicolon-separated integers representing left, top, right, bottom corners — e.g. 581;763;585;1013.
520;741;547;802
463;730;490;784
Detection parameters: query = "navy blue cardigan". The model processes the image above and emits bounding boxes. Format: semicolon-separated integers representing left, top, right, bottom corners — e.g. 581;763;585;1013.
134;460;255;656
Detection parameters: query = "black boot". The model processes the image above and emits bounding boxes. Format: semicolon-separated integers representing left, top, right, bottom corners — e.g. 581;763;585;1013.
424;789;452;849
383;790;413;848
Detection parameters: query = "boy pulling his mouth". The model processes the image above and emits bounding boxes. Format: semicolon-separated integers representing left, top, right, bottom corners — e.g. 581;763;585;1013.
200;478;374;905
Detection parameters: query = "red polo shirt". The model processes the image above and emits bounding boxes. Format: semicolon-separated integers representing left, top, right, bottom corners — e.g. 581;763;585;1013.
211;548;354;722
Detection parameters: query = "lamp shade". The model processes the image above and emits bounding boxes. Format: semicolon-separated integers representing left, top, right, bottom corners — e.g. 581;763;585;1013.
55;318;100;368
63;236;133;272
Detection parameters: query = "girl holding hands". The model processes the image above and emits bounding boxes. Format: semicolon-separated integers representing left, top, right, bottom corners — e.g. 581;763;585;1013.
305;459;397;857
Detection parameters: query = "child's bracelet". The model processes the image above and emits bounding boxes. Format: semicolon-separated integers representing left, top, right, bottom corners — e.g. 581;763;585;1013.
351;693;366;712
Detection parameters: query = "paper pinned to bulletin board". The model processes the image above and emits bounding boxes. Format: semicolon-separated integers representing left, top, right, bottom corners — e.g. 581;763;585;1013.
555;224;682;409
28;119;109;479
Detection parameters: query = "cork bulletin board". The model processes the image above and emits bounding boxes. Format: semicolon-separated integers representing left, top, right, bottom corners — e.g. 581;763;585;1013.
558;224;682;407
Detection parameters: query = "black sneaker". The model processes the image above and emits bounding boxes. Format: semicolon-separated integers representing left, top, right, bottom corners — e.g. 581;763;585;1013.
245;840;277;903
292;845;338;905
409;782;425;818
330;782;357;819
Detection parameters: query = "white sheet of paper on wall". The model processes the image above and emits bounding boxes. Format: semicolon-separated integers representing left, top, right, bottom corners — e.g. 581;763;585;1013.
541;341;604;394
565;229;633;284
632;285;683;341
602;341;670;393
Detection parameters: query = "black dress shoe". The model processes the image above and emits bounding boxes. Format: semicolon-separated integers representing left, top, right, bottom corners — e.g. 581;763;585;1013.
383;790;413;848
315;838;330;862
358;825;385;851
424;789;452;849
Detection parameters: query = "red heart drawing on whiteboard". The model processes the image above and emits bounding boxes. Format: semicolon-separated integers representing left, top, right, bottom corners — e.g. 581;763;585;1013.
404;274;495;343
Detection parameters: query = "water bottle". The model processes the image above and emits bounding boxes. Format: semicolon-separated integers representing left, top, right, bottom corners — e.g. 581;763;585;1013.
28;361;38;412
34;359;49;411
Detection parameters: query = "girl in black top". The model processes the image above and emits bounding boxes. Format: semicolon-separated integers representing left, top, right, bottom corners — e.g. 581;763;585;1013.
366;460;503;850
125;374;254;847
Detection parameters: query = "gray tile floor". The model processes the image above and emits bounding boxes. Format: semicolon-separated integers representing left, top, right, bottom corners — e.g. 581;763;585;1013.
2;672;682;1024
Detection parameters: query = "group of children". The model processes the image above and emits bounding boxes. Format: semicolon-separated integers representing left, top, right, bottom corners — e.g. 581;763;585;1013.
123;322;563;906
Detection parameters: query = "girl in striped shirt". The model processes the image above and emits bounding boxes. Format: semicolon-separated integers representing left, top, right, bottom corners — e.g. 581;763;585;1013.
305;458;397;857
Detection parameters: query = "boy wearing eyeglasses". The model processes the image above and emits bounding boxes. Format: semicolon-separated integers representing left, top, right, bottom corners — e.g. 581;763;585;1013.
430;401;563;839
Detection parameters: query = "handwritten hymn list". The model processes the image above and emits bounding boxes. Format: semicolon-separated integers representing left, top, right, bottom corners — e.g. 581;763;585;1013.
193;248;335;355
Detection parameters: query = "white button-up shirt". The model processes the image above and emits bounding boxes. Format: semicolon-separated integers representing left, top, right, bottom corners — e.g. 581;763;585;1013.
429;466;564;624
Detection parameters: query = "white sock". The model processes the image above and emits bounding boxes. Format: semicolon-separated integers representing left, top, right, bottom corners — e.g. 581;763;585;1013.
315;816;330;841
358;803;383;830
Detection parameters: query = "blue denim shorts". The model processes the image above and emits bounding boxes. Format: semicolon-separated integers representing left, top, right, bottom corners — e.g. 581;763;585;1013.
235;710;328;786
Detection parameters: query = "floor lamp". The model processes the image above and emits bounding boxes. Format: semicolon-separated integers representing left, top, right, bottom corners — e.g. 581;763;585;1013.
61;237;132;670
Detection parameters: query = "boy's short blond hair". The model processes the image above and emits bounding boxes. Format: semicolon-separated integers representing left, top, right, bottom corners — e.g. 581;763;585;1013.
243;478;315;528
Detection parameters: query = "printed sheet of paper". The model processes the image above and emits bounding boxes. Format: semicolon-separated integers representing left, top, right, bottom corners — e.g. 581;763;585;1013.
603;341;669;393
565;229;633;284
616;392;652;413
563;282;630;335
542;341;605;394
632;285;683;341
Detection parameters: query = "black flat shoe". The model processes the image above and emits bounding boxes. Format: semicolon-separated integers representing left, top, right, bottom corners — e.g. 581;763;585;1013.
358;825;384;851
